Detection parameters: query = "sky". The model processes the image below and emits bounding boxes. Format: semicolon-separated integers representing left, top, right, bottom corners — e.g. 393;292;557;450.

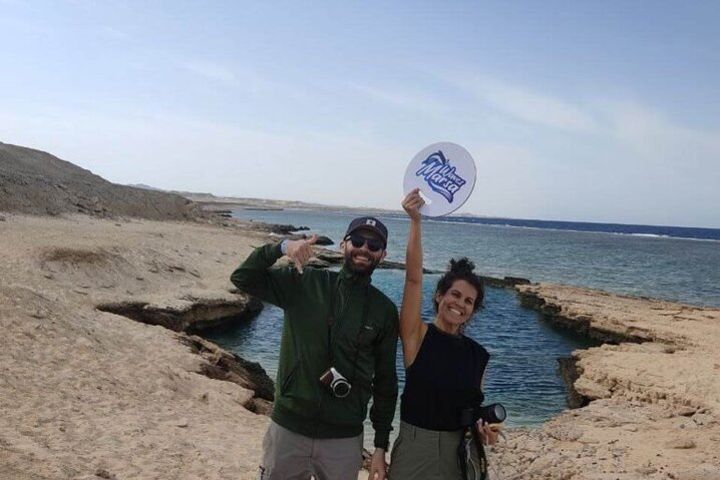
1;1;719;228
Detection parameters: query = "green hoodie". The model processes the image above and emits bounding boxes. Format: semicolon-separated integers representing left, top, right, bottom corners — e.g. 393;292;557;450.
230;242;399;449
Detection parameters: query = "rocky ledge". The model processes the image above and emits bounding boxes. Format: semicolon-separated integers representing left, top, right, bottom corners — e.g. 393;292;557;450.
488;283;720;480
96;290;263;334
95;290;274;414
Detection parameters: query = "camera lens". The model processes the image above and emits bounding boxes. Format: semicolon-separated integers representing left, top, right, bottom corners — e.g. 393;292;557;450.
332;379;351;398
477;403;507;424
491;403;507;423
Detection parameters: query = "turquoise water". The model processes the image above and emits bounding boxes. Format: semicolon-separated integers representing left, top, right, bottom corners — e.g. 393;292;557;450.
206;271;596;426
206;208;719;445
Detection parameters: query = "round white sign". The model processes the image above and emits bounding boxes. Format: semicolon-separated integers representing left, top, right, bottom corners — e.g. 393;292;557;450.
403;142;477;217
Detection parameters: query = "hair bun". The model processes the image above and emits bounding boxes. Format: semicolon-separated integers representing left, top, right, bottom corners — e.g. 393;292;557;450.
449;257;475;275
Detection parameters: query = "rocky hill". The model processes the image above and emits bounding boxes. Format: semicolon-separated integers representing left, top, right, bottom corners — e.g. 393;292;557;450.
0;141;202;220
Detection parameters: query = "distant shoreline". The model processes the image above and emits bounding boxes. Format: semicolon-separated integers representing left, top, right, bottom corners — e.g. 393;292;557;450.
180;191;720;242
208;197;720;242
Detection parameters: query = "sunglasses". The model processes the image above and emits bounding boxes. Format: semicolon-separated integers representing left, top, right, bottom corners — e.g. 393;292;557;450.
345;233;385;252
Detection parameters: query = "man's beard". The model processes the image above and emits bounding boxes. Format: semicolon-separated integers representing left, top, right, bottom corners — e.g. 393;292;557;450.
343;250;380;276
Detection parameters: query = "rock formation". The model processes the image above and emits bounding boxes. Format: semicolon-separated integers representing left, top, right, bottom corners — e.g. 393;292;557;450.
0;141;202;220
484;283;720;480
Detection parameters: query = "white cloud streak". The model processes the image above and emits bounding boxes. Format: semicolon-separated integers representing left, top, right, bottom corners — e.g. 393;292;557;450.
440;74;598;133
176;60;238;84
348;83;447;113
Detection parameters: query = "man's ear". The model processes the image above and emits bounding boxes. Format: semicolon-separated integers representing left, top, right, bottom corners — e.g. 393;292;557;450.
380;250;387;262
340;239;348;253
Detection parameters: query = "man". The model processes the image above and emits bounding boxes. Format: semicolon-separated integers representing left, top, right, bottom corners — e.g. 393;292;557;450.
230;217;399;480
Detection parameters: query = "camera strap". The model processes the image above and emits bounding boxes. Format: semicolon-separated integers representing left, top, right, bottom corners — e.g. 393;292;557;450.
350;286;371;384
326;273;371;378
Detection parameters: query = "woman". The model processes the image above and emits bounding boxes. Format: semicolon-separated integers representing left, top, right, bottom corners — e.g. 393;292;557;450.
388;188;500;480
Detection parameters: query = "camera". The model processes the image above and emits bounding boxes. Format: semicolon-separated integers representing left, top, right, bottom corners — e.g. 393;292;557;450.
319;367;352;398
460;402;507;427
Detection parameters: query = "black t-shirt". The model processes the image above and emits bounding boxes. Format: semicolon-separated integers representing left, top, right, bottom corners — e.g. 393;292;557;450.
400;323;490;431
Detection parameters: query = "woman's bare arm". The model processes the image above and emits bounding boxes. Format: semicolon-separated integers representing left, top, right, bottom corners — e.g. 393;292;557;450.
400;189;428;367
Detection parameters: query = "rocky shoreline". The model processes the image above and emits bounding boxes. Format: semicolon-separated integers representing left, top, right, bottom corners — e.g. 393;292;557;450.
487;283;720;480
2;212;719;479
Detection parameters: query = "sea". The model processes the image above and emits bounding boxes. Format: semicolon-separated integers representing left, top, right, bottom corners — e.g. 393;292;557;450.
205;208;720;447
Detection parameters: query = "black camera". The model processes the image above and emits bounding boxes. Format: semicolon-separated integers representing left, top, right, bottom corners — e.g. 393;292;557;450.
319;367;351;398
460;402;507;427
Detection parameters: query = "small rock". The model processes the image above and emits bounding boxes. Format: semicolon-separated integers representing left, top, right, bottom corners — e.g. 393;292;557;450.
692;413;713;426
176;418;189;428
664;439;695;449
315;235;334;245
635;466;657;475
546;425;583;442
675;406;697;417
0;215;6;221
95;469;116;479
135;276;145;281
43;273;54;279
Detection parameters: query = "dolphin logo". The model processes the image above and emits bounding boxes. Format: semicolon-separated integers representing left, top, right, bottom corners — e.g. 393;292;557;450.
415;150;467;203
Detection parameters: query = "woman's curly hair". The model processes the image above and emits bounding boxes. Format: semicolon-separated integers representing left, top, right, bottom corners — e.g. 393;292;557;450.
433;257;485;313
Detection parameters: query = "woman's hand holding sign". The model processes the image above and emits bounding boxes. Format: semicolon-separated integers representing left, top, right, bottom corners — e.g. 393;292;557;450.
401;188;425;222
285;234;318;273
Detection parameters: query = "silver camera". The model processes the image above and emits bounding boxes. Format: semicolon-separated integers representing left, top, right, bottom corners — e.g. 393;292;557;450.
319;367;351;398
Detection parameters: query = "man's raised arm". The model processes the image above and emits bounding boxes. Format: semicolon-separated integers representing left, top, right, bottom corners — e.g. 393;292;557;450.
230;242;295;309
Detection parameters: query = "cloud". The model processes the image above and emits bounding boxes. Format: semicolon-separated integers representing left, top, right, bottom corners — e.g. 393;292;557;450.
604;102;720;171
176;60;238;84
97;25;130;41
2;64;718;226
348;83;447;113
173;59;313;104
483;80;597;133
445;75;598;133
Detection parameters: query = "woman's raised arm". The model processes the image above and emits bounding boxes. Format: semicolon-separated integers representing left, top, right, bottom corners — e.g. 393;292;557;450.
399;188;428;368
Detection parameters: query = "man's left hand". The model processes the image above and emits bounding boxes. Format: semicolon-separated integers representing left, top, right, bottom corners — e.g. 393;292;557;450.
369;448;387;480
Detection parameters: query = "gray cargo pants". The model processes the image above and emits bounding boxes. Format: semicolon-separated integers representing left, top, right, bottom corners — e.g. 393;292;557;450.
388;421;467;480
259;420;364;480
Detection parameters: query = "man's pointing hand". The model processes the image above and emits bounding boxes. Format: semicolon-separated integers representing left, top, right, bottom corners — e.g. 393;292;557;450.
285;234;318;274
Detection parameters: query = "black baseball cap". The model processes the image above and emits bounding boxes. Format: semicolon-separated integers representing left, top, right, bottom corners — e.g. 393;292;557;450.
345;216;388;246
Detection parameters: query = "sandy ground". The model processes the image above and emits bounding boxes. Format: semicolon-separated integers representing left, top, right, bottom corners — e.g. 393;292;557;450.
2;213;719;479
0;213;271;480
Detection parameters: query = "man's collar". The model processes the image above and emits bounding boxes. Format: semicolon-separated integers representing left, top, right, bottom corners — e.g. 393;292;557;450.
339;265;372;286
